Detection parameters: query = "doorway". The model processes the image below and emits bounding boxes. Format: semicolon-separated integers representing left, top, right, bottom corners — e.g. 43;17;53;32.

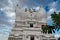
30;36;34;40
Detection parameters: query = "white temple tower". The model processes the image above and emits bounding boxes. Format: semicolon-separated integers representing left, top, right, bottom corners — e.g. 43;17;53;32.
8;5;56;40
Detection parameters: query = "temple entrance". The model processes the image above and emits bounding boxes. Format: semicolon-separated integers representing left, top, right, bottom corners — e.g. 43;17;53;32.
30;36;34;40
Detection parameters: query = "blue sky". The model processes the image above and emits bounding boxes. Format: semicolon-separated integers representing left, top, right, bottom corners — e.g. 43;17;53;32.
0;0;60;40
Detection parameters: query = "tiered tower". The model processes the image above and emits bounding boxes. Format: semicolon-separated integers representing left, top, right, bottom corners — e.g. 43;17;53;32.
8;5;56;40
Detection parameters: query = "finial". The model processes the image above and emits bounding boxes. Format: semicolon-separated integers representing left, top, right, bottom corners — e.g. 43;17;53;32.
33;9;36;12
29;8;32;13
25;8;27;12
15;4;20;12
17;4;18;6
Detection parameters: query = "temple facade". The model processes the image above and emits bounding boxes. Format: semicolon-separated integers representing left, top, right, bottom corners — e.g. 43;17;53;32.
8;5;56;40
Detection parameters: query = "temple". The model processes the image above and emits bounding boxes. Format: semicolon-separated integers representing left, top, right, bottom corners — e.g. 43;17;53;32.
8;5;56;40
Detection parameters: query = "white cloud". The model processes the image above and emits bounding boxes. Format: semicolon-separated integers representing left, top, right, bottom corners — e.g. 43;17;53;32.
47;1;57;21
0;0;15;40
0;33;8;40
49;2;57;8
48;8;56;15
47;16;51;21
33;6;40;10
0;0;8;8
6;12;15;18
47;8;56;21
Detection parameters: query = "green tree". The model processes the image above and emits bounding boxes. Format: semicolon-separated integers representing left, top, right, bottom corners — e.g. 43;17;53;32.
51;12;60;31
42;25;55;34
58;37;60;40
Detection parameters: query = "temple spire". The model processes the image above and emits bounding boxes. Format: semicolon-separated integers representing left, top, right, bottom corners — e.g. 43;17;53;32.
39;5;47;17
15;4;20;13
